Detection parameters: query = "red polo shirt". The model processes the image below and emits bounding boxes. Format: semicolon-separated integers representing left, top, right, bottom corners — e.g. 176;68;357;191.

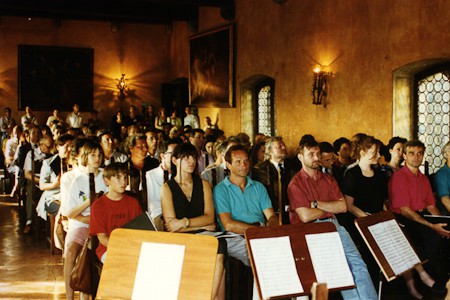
388;166;435;214
288;169;343;223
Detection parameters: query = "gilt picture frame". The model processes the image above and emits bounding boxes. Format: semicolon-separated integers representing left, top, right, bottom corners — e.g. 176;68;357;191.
189;24;234;108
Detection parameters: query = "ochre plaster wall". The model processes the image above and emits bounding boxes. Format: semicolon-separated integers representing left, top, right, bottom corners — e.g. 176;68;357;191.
170;0;450;150
0;17;171;126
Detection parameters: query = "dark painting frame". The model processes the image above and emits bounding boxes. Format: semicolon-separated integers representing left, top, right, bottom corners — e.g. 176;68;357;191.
189;24;234;108
18;45;94;111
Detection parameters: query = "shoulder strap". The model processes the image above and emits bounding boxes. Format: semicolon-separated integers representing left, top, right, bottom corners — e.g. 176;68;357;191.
89;173;96;205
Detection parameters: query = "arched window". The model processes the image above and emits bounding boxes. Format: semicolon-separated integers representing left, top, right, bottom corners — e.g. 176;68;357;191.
415;67;450;173
240;75;275;141
255;80;275;136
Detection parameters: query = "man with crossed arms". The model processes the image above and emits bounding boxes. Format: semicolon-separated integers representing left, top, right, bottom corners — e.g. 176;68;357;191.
288;135;377;300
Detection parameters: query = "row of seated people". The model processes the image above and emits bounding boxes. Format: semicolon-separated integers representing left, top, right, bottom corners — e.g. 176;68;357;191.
3;117;450;300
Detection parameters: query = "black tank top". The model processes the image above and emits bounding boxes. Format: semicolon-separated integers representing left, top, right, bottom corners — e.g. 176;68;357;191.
167;176;204;219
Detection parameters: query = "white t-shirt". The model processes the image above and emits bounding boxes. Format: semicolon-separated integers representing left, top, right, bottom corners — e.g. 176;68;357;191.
66;170;108;229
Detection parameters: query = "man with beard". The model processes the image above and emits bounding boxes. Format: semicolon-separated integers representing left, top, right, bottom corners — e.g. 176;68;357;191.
288;135;377;300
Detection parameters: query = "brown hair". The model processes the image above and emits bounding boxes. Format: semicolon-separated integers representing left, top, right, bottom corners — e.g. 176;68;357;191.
352;135;381;160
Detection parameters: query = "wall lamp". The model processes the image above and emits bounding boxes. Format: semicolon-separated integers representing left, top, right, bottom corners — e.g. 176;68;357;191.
117;73;128;101
311;65;332;107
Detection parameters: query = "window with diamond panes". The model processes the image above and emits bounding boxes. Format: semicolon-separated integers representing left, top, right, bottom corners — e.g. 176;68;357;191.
257;85;273;136
417;72;450;174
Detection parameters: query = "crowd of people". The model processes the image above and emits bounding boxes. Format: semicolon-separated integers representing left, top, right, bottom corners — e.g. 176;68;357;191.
1;102;449;300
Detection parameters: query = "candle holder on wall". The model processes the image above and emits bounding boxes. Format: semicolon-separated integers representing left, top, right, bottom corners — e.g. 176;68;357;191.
311;65;332;107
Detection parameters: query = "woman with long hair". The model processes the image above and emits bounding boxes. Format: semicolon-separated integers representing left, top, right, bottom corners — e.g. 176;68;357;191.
342;135;437;299
62;139;108;300
161;143;225;300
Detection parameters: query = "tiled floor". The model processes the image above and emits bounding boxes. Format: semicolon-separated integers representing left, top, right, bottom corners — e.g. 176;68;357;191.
0;196;68;299
0;195;447;300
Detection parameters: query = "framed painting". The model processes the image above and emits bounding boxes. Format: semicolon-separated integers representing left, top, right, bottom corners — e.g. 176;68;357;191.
18;45;94;111
189;24;234;107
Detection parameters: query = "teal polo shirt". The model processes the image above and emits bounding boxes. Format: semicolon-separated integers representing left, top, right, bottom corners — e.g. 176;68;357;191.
434;164;450;199
213;176;272;231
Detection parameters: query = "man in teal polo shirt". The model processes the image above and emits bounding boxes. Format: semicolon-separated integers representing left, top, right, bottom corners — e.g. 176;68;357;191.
213;144;277;266
434;141;450;214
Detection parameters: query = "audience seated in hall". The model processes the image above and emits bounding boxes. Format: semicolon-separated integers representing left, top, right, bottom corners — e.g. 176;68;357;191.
46;109;64;130
288;135;377;299
66;104;83;130
36;134;74;221
5;125;22;196
189;128;214;174
161;142;226;300
332;137;354;188
183;105;199;129
21;106;38;130
251;137;297;224
62;139;108;300
90;162;142;263
146;139;180;231
98;131;127;167
145;129;159;160
0;107;16;143
389;140;449;288
249;141;265;166
125;134;159;211
10;101;450;300
201;139;238;187
214;145;277;267
433;140;450;214
318;141;335;175
23;129;51;234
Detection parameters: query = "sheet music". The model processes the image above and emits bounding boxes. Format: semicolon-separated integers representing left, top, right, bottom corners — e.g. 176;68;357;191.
305;232;355;289
249;236;303;299
132;242;185;300
368;219;420;275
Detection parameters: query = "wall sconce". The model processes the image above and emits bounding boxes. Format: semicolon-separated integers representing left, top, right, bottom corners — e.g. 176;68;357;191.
311;65;332;107
117;73;128;102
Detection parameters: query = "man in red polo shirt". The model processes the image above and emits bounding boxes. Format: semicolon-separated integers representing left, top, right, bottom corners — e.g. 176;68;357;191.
389;139;449;284
288;135;377;300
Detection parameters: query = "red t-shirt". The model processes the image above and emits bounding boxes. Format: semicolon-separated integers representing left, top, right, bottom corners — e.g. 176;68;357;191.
288;169;343;223
90;194;142;260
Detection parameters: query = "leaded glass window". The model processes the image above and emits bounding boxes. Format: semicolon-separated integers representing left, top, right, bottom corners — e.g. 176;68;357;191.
257;85;273;136
417;72;450;173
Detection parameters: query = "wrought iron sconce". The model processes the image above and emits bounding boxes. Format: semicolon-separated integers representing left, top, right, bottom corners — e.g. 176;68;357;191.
311;66;332;107
117;73;128;102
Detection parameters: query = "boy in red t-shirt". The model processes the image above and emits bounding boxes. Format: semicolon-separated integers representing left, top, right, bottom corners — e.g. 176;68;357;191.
90;162;142;262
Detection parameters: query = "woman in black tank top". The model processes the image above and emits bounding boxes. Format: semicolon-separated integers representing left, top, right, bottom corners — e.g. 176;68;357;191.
161;143;225;300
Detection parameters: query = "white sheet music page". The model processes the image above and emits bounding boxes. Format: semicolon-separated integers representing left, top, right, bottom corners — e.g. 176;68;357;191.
131;242;185;300
305;232;354;289
249;236;303;299
368;219;420;275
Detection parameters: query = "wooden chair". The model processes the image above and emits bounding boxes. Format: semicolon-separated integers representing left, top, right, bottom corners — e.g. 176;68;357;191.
226;257;253;300
311;282;328;300
46;212;62;255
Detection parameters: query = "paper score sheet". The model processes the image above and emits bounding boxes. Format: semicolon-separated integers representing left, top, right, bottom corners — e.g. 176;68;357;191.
131;242;185;300
249;236;304;299
368;219;420;275
305;232;354;289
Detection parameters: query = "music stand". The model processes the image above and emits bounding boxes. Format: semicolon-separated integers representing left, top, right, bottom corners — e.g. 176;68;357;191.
245;223;355;299
96;228;218;299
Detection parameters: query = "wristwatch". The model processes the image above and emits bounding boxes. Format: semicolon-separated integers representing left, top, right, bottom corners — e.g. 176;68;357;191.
183;217;190;228
313;200;318;208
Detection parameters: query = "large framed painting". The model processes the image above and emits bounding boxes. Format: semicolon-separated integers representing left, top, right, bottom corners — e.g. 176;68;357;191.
18;45;94;111
189;24;234;108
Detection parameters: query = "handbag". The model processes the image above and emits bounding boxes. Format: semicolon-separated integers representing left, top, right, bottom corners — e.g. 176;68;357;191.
70;173;97;294
70;236;92;294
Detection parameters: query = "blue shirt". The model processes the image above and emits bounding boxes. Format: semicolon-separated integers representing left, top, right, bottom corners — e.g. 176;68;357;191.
213;176;272;231
434;164;450;199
